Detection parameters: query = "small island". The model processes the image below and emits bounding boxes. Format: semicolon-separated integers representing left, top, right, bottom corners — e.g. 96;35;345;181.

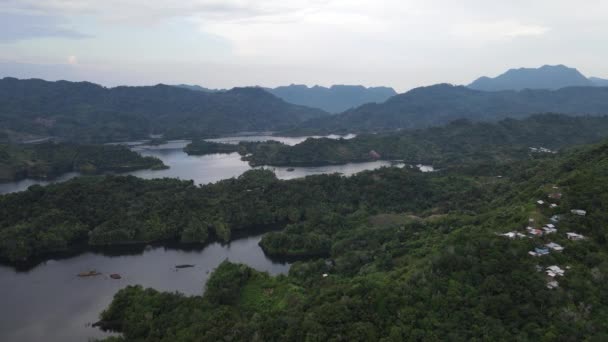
0;143;167;183
183;140;240;155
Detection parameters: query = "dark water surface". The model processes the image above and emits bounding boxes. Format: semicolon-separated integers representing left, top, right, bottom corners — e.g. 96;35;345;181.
0;234;289;342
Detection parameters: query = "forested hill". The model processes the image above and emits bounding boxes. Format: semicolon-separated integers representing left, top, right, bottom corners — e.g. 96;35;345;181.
26;130;607;340
0;143;166;182
242;114;608;167
266;84;397;113
291;83;608;134
0;77;327;143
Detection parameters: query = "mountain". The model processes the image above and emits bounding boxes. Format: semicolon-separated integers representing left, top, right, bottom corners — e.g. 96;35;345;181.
291;83;608;134
590;77;608;87
266;84;397;113
173;84;223;92
0;77;327;143
468;65;594;91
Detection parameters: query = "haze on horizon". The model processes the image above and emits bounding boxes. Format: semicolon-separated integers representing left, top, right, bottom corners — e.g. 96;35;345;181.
1;0;607;92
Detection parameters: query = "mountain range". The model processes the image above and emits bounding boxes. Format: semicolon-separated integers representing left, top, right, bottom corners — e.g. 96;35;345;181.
0;77;327;143
265;84;396;113
292;83;608;134
468;65;607;91
174;84;396;113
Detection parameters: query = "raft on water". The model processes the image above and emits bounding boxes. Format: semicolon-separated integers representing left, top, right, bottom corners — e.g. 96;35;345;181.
77;270;101;277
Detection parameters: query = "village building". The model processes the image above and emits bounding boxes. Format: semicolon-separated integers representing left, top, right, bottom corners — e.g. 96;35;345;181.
546;242;564;252
527;227;543;237
550;203;558;209
546;265;565;277
530;247;550;256
571;209;587;216
566;232;585;241
547;280;559;289
550;215;561;223
537;200;545;205
500;232;526;239
543;226;557;234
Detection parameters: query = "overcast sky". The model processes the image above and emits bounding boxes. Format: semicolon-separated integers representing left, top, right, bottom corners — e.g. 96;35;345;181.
0;0;607;91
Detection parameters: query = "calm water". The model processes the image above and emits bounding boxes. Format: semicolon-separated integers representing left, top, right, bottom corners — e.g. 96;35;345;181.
0;234;289;342
0;134;429;342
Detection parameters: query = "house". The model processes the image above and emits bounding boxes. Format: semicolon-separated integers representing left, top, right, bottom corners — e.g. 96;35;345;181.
547;280;559;289
546;265;565;277
543;227;557;234
501;232;526;239
537;200;545;205
534;247;550;256
545;224;555;229
550;215;561;223
546;242;564;252
566;232;585;241
571;209;587;216
550;203;558;209
527;228;544;237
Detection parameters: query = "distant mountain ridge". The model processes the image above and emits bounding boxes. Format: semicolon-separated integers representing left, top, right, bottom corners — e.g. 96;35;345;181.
468;65;594;91
590;77;608;87
0;77;327;143
174;83;397;113
292;83;608;134
265;84;397;113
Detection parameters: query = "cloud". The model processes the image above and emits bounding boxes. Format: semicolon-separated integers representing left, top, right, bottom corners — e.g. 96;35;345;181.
0;12;90;42
452;21;550;40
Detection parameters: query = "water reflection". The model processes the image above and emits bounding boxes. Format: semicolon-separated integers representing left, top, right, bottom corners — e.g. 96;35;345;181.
0;234;289;342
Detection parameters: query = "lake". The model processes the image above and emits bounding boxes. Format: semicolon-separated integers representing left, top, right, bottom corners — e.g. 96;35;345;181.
0;234;289;342
0;134;430;341
0;134;407;194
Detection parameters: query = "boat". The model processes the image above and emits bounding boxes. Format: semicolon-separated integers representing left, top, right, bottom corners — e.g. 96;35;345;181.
110;274;122;279
286;168;295;172
175;264;195;269
77;270;101;277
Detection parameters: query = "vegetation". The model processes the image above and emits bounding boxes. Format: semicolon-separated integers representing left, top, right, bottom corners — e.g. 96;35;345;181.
183;140;240;155
0;77;327;143
86;139;608;340
244;114;608;168
92;136;608;341
0;143;166;182
3;116;608;340
0;165;479;263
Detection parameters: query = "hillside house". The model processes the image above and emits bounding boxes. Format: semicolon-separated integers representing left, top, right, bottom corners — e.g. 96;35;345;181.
527;227;543;237
537;200;545;205
546;265;565;277
571;209;587;216
543;226;557;234
547;280;559;289
566;232;585;241
546;242;564;252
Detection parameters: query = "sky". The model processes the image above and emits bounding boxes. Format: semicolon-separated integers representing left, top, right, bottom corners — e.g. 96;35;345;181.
0;0;607;92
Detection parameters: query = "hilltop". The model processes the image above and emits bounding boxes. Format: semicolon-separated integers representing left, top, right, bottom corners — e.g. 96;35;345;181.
0;77;327;143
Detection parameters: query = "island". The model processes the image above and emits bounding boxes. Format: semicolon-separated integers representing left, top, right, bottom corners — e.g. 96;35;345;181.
0;143;167;183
